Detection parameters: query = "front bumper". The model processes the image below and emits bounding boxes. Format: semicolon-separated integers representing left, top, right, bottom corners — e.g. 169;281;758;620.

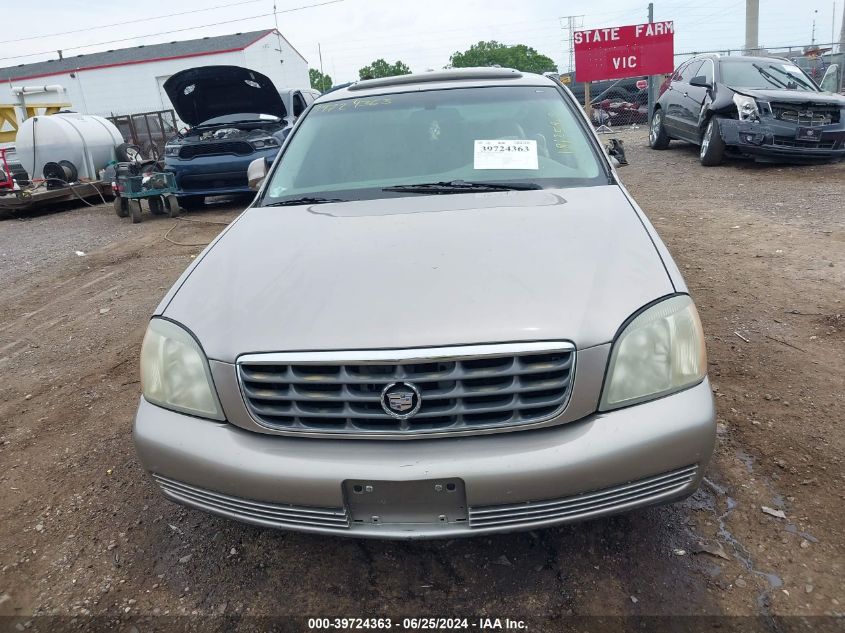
719;118;845;161
133;379;716;539
164;147;279;197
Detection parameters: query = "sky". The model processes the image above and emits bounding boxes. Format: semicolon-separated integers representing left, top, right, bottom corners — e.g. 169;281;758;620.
3;0;843;84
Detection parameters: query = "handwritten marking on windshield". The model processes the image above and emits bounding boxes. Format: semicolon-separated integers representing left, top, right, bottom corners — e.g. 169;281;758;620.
314;98;393;113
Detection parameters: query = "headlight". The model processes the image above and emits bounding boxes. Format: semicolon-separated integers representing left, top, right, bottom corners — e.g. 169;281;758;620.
140;318;224;420
164;145;180;157
600;295;707;411
250;137;280;149
733;93;760;121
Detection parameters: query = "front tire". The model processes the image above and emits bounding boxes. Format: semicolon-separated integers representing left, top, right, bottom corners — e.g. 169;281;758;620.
130;199;142;223
649;109;670;149
700;118;726;166
113;196;128;218
148;196;166;215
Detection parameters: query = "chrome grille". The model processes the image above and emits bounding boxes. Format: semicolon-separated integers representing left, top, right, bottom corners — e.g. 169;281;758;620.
468;465;698;529
178;141;253;159
770;103;840;126
237;342;575;436
153;474;350;530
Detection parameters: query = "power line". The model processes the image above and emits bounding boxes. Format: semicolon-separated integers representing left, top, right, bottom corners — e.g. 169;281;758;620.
321;25;567;54
0;0;265;45
0;0;343;63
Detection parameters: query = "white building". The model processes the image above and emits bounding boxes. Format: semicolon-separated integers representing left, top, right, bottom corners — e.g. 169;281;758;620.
0;29;309;129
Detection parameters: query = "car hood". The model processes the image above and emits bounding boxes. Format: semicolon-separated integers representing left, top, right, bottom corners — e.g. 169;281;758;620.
163;65;287;126
728;86;845;104
162;187;675;362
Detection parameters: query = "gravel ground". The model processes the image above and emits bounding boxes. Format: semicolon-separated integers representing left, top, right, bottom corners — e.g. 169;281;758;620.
0;133;843;632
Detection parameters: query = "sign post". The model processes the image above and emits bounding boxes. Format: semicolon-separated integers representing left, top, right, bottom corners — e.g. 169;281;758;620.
647;3;656;123
583;83;592;122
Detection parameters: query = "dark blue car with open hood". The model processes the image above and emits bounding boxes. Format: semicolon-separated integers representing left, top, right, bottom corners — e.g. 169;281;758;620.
163;65;291;208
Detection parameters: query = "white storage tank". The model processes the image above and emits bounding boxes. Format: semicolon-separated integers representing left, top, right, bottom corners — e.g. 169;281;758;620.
15;113;123;181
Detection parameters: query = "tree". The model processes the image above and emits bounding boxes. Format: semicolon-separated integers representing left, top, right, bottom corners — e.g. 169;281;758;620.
358;59;411;80
309;68;332;92
449;41;557;74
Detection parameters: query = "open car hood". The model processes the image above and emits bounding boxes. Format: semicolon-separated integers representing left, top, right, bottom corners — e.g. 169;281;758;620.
728;86;845;105
163;65;287;126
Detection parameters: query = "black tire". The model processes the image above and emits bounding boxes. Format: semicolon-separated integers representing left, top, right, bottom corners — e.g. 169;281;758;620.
648;108;670;149
164;195;180;218
113;196;129;218
700;117;726;166
130;199;143;223
148;196;166;215
116;143;142;163
177;195;205;211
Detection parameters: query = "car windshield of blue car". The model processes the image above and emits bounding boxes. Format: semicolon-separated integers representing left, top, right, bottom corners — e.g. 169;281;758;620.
722;61;819;92
261;86;606;203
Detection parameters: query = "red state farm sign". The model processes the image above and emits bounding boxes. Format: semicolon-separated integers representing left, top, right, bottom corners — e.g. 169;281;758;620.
574;21;675;82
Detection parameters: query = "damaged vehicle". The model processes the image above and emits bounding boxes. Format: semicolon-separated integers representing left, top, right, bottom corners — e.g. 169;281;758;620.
162;66;291;208
650;54;845;165
134;68;715;539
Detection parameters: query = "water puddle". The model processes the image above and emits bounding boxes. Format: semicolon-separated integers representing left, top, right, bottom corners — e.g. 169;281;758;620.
735;449;755;473
784;523;819;543
702;477;784;618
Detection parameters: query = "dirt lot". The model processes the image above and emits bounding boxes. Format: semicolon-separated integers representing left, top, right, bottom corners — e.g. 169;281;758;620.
1;132;843;632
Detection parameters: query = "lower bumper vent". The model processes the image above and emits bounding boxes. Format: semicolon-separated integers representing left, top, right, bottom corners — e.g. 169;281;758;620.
153;474;350;530
468;465;698;529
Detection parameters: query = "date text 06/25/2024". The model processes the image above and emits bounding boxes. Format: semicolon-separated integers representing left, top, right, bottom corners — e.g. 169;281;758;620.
306;617;528;630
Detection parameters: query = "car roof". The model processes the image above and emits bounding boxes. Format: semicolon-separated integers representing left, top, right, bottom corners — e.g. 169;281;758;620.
317;67;558;102
686;53;793;65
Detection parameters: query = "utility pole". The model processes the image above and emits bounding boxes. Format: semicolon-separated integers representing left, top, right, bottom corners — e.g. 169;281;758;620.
647;3;656;123
812;9;819;46
839;0;845;51
745;0;760;53
272;0;284;65
563;15;584;74
318;43;326;91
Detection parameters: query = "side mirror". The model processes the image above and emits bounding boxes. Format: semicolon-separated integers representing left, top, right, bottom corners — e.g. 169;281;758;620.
689;76;713;89
247;157;267;191
605;138;628;166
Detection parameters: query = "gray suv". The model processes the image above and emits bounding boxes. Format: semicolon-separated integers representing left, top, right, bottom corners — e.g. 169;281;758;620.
134;68;715;538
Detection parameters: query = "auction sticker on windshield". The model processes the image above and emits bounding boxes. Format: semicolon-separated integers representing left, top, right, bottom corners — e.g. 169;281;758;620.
474;139;539;170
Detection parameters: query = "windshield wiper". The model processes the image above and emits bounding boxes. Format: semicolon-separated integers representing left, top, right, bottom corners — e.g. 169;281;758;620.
751;63;790;90
763;64;816;91
262;196;347;207
383;180;542;193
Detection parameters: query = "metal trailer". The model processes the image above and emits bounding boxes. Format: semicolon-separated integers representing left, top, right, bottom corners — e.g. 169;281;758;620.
0;178;113;214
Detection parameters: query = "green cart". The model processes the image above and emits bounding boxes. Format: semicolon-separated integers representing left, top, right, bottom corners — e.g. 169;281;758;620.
114;171;180;223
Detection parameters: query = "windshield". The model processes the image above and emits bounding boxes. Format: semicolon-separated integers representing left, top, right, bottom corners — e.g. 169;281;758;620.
721;61;819;91
260;86;606;203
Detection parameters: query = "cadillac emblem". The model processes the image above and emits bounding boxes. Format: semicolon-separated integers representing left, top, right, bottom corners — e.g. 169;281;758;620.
381;382;422;419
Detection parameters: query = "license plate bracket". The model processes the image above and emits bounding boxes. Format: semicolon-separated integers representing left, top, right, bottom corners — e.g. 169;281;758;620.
344;478;468;526
795;126;821;142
